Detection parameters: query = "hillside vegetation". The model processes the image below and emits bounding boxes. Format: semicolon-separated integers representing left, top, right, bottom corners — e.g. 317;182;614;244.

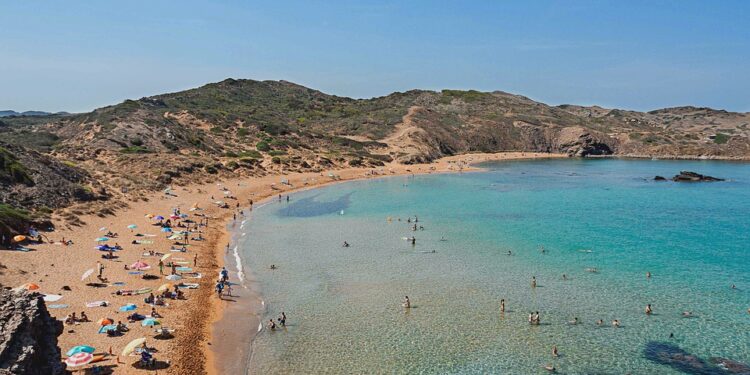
1;78;749;229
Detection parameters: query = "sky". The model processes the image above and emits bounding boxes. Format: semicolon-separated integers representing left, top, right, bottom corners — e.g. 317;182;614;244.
1;0;749;113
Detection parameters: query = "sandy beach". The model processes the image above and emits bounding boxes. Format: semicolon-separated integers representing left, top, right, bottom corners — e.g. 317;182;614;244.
0;152;564;374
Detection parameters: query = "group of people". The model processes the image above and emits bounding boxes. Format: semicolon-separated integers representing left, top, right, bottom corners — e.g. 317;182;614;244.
63;311;89;325
267;312;287;330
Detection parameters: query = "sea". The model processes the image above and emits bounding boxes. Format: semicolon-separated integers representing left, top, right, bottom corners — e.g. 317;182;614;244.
232;158;750;374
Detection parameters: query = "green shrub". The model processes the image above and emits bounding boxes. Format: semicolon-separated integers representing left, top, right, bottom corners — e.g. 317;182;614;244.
237;150;262;159
256;141;271;152
237;128;249;137
205;165;218;174
0;147;33;186
268;150;287;156
714;133;730;144
271;156;281;164
119;146;151;154
130;138;144;146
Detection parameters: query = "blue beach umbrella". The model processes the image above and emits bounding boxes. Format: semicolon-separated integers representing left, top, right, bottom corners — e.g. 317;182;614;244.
119;303;137;312
95;237;109;242
66;345;95;356
154;215;165;221
98;324;117;334
161;227;172;233
141;318;161;327
96;245;108;251
127;224;137;229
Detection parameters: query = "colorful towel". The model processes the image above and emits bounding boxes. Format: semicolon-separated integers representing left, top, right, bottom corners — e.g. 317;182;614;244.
85;301;109;307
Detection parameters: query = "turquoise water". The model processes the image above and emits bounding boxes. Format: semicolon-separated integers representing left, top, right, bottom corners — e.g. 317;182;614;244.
238;159;750;374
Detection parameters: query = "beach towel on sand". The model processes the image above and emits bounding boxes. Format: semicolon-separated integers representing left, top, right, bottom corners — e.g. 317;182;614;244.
85;301;109;307
47;304;69;309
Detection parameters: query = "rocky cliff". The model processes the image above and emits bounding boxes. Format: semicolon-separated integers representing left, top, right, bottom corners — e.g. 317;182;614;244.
0;290;65;375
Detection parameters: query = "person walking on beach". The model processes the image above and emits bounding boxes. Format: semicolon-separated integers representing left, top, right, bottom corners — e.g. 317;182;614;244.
215;281;224;298
171;262;176;275
158;260;164;275
97;261;104;278
193;254;198;267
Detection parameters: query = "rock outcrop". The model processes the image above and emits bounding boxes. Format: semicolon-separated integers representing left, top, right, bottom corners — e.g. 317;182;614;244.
556;127;614;157
0;290;65;375
672;171;724;182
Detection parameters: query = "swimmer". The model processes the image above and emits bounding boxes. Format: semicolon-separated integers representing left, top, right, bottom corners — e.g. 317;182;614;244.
645;304;653;315
596;319;604;326
270;264;277;270
539;245;545;253
440;236;447;241
569;317;579;325
342;241;350;247
507;250;512;256
646;271;651;279
402;296;411;308
552;345;559;358
681;311;693;318
544;364;556;372
268;319;276;330
612;319;620;328
562;273;567;281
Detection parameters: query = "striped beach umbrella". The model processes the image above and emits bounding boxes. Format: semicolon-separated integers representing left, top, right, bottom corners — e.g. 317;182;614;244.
65;352;93;367
130;261;150;271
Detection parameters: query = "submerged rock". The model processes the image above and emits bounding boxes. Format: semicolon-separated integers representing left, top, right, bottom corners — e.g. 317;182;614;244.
0;290;65;375
672;171;724;182
654;175;667;181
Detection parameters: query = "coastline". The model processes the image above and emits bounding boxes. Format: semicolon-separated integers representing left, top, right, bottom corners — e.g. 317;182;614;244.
207;151;566;374
0;152;563;374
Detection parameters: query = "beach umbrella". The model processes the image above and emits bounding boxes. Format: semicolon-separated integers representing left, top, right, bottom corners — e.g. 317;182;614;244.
98;227;107;232
95;237;109;242
121;337;146;356
154;215;165;221
130;261;150;271
145;214;154;219
97;318;113;326
157;283;173;292
165;274;182;281
170;215;180;220
127;224;137;230
98;324;117;334
12;235;26;243
119;303;137;312
161;227;172;233
66;345;95;357
65;352;93;367
160;253;172;262
18;283;40;291
81;268;94;281
141;318;161;327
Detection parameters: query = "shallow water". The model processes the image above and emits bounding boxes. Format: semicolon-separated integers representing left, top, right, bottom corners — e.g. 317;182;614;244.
237;159;750;374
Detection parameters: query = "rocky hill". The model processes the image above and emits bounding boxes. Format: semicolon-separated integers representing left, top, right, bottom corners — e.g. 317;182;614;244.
1;78;748;227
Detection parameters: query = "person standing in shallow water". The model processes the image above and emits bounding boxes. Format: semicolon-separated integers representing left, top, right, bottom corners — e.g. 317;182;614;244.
531;276;537;288
402;296;411;308
499;299;505;313
645;304;653;315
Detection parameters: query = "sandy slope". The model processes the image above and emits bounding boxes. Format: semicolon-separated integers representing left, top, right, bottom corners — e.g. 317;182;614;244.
0;152;564;374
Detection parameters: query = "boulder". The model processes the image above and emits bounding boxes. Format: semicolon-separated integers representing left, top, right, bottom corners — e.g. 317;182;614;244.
0;290;65;375
672;171;724;182
654;176;667;181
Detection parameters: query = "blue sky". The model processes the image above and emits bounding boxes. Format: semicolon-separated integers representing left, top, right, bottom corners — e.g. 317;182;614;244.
1;1;748;113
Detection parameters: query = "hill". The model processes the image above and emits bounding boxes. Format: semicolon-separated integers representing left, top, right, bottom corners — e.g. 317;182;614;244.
1;78;749;227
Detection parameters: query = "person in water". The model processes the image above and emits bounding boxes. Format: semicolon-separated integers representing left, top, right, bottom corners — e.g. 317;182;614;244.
552;345;559;357
531;276;537;288
343;241;350;247
596;319;604;326
507;250;512;256
612;319;620;328
499;299;505;313
402;296;411;308
645;304;653;315
278;312;286;327
268;319;276;330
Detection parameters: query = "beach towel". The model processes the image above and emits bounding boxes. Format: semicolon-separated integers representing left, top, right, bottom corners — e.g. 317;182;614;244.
47;304;69;309
135;288;152;295
86;301;109;308
184;273;202;279
176;267;193;272
112;282;126;286
139;240;154;244
42;294;63;302
128;271;143;275
177;283;199;289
